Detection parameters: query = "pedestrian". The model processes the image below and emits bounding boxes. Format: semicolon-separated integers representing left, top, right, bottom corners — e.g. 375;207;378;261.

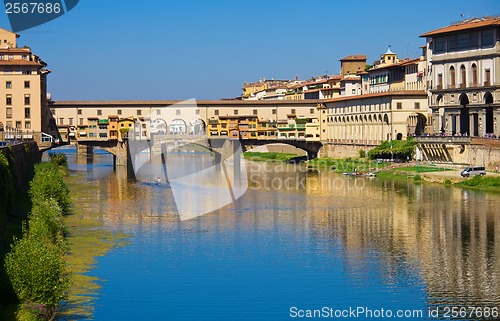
496;165;499;174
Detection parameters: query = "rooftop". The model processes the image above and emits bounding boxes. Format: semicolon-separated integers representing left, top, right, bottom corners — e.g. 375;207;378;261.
340;54;367;61
420;16;500;37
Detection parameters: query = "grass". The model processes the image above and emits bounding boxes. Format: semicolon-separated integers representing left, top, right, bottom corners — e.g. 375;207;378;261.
307;157;391;173
243;152;303;162
392;165;453;173
454;175;500;192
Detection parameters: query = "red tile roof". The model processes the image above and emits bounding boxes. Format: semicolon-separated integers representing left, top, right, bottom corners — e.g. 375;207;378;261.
420;17;500;37
340;54;367;61
322;90;427;103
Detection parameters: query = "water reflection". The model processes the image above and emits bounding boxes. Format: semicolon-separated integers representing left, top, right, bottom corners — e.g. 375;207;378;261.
62;153;500;320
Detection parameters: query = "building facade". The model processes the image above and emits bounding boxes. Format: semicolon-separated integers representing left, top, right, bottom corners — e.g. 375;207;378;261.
321;91;429;145
421;17;500;136
0;28;50;137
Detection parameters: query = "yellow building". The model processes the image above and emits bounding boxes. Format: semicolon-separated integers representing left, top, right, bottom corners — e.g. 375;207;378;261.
0;28;50;137
117;117;135;141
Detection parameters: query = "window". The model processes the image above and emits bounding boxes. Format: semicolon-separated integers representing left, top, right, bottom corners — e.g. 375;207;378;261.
482;29;494;47
22;55;27;60
195;109;200;115
8;54;13;60
472;64;478;86
79;118;84;125
458;33;469;50
437;73;443;89
396;102;402;109
117;109;122;115
310;108;314;114
253;109;258;115
16;121;21;129
24;81;30;88
0;55;3;60
6;107;12;118
69;118;73;125
234;109;238;115
352;89;356;94
291;109;296;114
6;81;11;89
78;109;82;115
156;109;161;115
214;109;219;116
449;66;455;87
485;69;491;86
176;109;181;115
272;109;276;115
6;94;12;105
137;109;141;116
414;102;420;109
460;65;466;88
6;121;12;129
97;110;102;116
24;94;30;105
24;108;30;118
25;121;31;129
434;36;446;53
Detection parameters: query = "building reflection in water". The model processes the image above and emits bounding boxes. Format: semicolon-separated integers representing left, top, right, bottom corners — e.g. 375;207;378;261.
79;156;499;309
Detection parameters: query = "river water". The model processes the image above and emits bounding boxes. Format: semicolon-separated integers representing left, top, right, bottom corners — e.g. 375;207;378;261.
60;149;500;320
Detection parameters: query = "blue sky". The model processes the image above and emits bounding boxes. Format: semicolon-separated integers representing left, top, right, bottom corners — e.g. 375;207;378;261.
0;0;497;100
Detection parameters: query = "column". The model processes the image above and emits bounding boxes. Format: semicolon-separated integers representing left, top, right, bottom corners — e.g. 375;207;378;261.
469;113;475;137
478;109;486;137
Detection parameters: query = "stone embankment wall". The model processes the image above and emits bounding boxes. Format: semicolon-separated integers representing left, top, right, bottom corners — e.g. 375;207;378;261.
0;142;41;192
319;144;373;159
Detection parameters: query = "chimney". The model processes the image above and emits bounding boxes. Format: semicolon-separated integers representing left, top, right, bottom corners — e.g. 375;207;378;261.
295;75;298;81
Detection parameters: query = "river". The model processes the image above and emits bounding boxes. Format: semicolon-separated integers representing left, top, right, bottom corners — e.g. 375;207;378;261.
58;148;500;320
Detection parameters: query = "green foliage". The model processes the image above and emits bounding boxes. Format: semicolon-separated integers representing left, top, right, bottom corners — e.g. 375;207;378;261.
29;199;64;244
243;152;302;162
48;153;67;167
29;163;70;214
456;175;500;188
4;232;69;314
4;161;72;320
358;149;366;158
0;153;15;216
368;139;416;160
413;174;422;181
444;179;452;185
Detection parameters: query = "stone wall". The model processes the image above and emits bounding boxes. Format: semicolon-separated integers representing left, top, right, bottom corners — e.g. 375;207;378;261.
319;143;372;159
0;142;40;192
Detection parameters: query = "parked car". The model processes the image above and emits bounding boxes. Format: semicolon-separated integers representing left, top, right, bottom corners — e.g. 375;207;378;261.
460;166;486;177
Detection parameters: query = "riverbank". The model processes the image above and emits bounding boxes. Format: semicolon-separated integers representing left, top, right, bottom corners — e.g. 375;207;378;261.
310;156;500;192
245;151;500;192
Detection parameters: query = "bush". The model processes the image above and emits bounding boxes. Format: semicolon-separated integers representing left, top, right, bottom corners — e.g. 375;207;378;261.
29;163;70;214
29;199;64;244
368;139;416;160
444;179;452;185
358;150;366;158
413;174;422;181
48;153;67;167
4;233;69;315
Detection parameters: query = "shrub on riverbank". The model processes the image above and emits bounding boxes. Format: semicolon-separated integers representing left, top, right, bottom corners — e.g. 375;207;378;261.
4;161;71;321
455;175;500;188
29;162;70;215
368;139;416;160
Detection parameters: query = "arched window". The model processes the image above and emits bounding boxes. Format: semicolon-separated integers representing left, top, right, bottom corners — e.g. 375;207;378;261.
471;64;477;86
449;66;456;88
460;65;466;88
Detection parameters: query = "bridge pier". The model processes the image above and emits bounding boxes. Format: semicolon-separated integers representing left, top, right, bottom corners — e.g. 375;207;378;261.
76;144;93;157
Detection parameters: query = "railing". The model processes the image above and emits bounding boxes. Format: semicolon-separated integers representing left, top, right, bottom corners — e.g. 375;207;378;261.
415;136;471;144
